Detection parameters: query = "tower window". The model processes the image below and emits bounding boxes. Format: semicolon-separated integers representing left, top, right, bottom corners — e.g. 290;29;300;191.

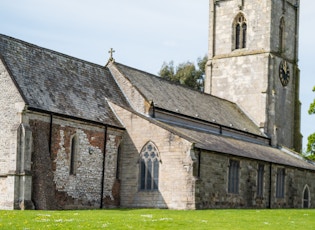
233;14;247;50
140;142;160;191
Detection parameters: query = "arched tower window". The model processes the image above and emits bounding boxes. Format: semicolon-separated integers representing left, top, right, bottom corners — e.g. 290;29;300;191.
279;17;285;53
140;141;160;191
70;135;78;175
233;13;247;50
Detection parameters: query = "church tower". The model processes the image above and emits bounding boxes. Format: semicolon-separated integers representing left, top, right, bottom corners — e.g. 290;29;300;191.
204;0;302;152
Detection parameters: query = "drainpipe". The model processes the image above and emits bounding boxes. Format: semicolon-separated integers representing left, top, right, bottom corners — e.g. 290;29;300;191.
198;148;201;178
100;125;108;209
49;114;53;154
268;162;272;209
151;101;155;118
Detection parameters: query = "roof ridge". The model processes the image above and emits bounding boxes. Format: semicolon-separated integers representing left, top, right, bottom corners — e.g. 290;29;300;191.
115;61;205;93
0;33;106;70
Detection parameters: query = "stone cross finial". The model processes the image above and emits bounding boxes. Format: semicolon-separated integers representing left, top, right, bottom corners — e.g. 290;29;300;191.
108;48;115;61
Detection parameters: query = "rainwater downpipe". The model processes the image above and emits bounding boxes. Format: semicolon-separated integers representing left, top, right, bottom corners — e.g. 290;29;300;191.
49;114;53;154
100;125;108;209
268;162;272;209
198;148;201;178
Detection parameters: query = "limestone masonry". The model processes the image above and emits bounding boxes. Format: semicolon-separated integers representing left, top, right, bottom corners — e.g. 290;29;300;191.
1;0;313;210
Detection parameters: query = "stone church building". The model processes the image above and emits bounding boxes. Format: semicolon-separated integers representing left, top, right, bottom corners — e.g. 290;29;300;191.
1;0;314;210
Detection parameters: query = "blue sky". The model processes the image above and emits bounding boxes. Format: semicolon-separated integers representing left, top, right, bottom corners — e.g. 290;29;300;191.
0;0;314;150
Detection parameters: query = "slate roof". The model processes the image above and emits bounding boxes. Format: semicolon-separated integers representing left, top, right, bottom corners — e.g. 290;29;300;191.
114;63;263;136
171;125;315;171
0;34;130;127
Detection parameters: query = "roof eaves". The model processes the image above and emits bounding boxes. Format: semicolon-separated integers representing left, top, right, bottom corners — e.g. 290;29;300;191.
27;106;125;130
153;106;268;141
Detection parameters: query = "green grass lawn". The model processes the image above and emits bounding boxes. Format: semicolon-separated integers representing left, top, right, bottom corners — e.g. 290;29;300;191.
0;209;314;229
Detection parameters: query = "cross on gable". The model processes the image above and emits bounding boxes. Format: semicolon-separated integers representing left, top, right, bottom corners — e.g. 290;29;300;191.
108;48;115;61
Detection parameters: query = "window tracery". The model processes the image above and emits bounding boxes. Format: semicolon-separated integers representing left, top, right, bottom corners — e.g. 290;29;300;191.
233;13;247;50
140;141;160;190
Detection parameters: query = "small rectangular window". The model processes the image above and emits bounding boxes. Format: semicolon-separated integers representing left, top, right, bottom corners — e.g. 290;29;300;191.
228;160;240;194
257;164;264;197
276;168;285;198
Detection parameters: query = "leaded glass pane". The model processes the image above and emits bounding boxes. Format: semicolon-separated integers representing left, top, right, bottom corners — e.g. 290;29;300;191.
140;160;146;190
276;168;285;198
153;159;159;190
235;24;240;49
228;160;239;194
147;159;152;190
242;23;247;48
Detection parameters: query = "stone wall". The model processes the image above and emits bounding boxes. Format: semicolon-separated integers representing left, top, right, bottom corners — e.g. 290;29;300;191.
206;0;301;150
109;102;196;210
27;112;122;209
108;62;148;114
196;150;315;209
0;60;26;209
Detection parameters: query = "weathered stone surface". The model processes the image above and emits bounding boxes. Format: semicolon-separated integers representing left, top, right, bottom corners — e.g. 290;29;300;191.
109;102;196;210
28;113;123;210
205;0;301;151
0;60;25;209
196;150;315;209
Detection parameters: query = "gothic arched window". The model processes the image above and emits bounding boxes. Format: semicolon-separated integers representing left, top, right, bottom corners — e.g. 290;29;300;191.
233;13;247;50
70;135;78;175
303;185;310;208
140;141;160;191
279;17;285;52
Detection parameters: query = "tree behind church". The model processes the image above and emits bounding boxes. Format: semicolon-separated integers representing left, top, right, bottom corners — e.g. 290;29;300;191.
306;86;315;159
158;55;207;91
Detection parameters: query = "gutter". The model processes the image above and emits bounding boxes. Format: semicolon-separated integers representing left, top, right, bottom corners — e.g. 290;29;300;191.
100;125;108;209
268;162;272;209
49;114;53;154
154;106;269;143
27;107;125;131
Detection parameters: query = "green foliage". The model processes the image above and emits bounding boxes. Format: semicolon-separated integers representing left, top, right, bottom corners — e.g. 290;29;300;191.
158;61;175;82
308;86;315;115
1;209;315;229
306;133;315;157
159;55;207;91
306;86;315;159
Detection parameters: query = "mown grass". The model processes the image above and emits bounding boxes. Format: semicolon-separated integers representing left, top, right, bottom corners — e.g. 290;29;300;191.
0;209;314;229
